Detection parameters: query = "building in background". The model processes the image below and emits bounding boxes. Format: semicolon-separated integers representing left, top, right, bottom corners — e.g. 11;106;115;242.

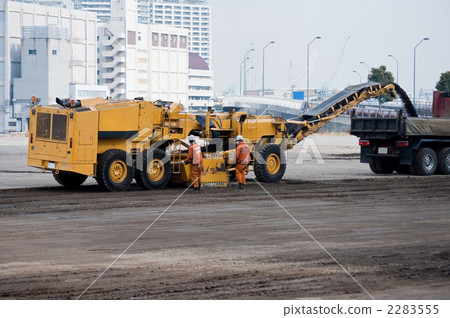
98;0;188;103
150;0;211;67
0;0;100;132
188;52;213;109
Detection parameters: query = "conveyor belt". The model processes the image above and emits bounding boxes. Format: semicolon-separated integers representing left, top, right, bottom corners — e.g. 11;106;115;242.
286;82;418;140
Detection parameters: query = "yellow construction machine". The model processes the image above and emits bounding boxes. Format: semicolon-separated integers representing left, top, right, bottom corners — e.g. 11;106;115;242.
27;82;410;191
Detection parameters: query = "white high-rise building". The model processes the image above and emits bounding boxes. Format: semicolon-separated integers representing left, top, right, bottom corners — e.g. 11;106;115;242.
150;0;211;67
75;0;212;67
98;0;188;103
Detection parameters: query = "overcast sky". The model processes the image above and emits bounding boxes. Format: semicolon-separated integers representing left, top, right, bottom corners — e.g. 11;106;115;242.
209;0;450;97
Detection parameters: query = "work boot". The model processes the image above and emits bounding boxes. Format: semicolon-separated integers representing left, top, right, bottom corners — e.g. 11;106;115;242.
238;183;244;189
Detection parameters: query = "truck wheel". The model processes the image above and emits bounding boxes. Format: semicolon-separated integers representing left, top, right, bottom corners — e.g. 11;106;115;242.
135;149;171;190
254;144;286;183
53;171;87;188
437;147;450;175
413;148;437;176
370;158;394;174
96;149;134;191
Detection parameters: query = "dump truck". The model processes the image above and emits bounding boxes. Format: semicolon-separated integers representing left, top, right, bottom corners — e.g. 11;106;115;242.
351;90;450;175
28;82;404;191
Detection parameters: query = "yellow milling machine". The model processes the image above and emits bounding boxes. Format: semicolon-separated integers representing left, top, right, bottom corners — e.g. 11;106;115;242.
27;82;403;191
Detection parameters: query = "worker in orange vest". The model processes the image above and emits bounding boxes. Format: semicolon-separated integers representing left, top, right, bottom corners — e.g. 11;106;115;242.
182;135;203;191
235;135;250;189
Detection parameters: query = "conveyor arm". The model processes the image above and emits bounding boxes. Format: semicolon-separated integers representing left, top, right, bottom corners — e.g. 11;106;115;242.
286;82;417;146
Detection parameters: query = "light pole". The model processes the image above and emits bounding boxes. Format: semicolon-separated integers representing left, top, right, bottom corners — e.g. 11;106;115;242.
353;70;362;83
246;67;254;92
262;41;275;97
360;61;370;80
243;48;254;95
240;57;249;95
307;36;321;105
413;37;429;105
387;54;399;83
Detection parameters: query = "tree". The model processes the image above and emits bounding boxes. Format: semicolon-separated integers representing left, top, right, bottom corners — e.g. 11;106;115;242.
436;71;450;92
368;65;396;104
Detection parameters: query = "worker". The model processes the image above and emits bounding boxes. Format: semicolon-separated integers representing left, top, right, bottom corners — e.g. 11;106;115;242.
182;135;203;191
235;135;250;189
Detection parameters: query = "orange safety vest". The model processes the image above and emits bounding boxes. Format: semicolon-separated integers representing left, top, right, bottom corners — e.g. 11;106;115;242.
192;143;202;165
236;142;250;165
185;143;203;165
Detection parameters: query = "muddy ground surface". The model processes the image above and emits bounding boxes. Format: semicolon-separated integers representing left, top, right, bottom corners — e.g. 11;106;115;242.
0;176;449;299
1;135;449;299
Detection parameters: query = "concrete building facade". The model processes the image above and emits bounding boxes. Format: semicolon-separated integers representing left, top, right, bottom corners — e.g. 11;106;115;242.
98;0;188;103
150;0;211;67
0;0;98;132
188;52;213;109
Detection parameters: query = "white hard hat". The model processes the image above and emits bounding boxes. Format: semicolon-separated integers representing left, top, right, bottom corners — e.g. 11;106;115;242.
188;135;195;142
236;135;244;141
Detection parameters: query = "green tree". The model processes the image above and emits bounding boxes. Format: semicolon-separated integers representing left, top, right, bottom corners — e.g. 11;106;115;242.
436;71;450;92
368;65;396;104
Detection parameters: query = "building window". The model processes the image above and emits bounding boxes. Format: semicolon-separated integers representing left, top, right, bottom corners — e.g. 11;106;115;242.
29;50;37;55
170;35;178;48
180;36;187;49
152;33;159;46
128;31;136;45
52;50;57;55
138;36;141;41
161;34;168;47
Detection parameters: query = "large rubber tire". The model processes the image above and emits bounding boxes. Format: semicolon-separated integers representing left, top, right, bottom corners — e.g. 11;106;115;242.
96;149;134;191
437;147;450;175
254;144;286;183
135;149;171;190
370;158;395;174
53;171;87;188
369;161;380;174
413;148;437;176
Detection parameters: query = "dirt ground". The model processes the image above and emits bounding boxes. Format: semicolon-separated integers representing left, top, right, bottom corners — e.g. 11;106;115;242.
0;136;449;299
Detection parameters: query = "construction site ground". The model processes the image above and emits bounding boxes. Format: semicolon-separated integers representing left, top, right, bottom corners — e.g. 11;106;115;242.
0;135;449;299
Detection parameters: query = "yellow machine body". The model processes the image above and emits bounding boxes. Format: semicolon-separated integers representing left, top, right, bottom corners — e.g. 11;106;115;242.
27;83;399;190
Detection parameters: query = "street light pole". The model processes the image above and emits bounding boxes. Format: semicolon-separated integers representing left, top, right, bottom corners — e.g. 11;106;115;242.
307;36;321;105
413;37;429;105
240;57;249;95
353;70;362;83
243;48;254;96
360;61;370;80
262;41;275;97
387;54;399;83
246;67;254;92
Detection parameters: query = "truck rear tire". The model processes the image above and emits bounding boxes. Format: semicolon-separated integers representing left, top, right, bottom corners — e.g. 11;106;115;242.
53;171;87;188
370;158;394;174
96;149;134;191
135;149;171;190
413;148;437;176
254;144;286;183
437;147;450;175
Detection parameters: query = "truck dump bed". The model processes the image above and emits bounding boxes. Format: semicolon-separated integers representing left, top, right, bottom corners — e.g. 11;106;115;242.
351;115;450;139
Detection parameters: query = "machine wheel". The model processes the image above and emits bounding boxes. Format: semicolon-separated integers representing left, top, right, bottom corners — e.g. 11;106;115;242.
135;149;171;190
370;158;395;174
437;147;450;175
254;143;286;183
413;148;437;176
53;171;87;188
96;149;134;191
